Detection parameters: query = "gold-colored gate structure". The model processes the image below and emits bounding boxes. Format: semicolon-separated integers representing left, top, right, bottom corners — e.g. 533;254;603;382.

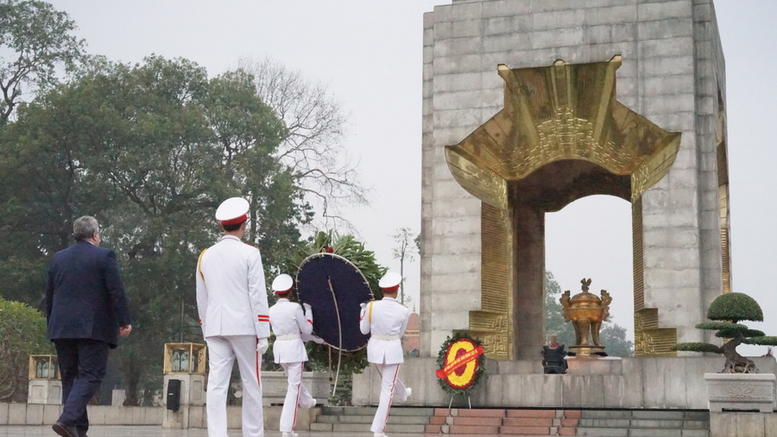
445;56;681;360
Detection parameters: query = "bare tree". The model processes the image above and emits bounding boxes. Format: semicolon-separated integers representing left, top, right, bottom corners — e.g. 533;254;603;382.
238;58;366;229
392;227;418;305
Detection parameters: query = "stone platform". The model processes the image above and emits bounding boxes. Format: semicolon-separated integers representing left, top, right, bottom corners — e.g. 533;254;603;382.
352;356;777;410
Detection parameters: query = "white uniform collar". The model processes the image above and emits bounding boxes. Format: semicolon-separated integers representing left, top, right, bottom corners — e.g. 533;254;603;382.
277;298;290;302
382;297;396;301
219;235;242;242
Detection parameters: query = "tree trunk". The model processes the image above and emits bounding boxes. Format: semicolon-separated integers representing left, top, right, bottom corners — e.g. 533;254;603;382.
720;335;756;373
122;357;141;406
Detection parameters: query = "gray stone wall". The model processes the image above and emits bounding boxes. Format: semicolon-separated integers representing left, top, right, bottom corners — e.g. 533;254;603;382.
420;0;727;356
353;356;777;410
0;403;319;430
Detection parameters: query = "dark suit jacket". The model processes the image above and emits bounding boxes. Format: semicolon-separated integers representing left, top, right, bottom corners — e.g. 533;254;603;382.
46;241;131;348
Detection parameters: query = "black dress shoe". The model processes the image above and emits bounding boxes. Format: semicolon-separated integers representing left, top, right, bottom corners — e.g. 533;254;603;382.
52;422;79;437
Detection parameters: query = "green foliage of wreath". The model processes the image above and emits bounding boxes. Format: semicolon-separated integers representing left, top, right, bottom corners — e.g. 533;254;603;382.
435;332;487;396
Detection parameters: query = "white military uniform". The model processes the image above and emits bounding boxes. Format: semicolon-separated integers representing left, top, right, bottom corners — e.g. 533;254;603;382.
196;198;270;437
359;272;412;436
268;288;317;435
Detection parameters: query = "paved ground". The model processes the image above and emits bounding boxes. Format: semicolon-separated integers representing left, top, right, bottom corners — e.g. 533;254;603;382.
0;426;557;437
0;427;425;437
0;427;561;437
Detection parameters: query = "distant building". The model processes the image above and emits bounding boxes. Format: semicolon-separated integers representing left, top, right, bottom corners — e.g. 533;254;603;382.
403;313;421;357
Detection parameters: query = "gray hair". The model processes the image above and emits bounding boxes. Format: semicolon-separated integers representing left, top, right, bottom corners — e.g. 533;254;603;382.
73;216;100;241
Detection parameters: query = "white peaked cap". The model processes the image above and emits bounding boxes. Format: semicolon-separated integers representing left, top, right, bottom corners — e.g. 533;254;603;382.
272;274;294;293
379;271;402;289
215;197;250;224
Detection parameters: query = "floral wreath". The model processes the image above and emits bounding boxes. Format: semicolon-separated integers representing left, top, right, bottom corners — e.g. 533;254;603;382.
435;332;487;395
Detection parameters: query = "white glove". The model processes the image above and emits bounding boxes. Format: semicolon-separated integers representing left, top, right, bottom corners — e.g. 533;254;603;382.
302;333;326;344
257;337;269;354
360;302;368;309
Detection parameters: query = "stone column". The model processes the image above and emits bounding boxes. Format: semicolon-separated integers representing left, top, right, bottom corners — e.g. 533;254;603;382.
513;202;546;359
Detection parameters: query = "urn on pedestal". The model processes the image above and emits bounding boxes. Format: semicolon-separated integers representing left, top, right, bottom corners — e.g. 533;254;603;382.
560;278;612;357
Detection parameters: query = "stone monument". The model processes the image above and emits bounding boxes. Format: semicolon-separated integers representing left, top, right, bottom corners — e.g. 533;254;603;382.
419;0;731;361
350;6;776;431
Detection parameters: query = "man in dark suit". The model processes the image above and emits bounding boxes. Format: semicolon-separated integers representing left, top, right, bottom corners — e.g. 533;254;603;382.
46;216;132;437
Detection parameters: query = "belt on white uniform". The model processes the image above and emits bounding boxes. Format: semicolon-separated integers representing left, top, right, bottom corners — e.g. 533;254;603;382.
371;334;401;341
275;333;301;341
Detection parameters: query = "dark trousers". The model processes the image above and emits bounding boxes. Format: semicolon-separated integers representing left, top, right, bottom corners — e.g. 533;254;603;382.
54;339;109;431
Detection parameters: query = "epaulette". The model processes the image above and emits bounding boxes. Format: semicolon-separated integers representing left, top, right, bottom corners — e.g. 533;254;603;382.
197;249;208;280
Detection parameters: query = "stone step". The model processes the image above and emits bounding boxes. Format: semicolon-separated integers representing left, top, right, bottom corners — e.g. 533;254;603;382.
321;406;432;416
578;418;707;428
629;429;682;437
316;414;429;424
434;408;491;417
499;425;552;435
424;425;556;437
309;422;333;432
631;411;685;420
449;416;503;426
576;427;709;437
577;427;629;437
452;408;507;417
506;409;558;418
448;424;501;434
314;407;710;435
580;409;710;420
329;422;426;433
581;411;634;419
578;418;631;427
502;417;554;427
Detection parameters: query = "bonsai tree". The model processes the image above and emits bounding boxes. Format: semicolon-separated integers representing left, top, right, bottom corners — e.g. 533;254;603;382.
674;292;777;373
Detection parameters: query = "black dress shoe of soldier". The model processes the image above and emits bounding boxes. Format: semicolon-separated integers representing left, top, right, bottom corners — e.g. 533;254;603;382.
52;422;79;437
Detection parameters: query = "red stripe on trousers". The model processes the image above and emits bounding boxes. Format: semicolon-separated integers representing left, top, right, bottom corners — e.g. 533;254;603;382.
381;364;400;432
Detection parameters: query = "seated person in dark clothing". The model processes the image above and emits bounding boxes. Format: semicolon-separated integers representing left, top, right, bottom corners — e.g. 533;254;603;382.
542;335;568;374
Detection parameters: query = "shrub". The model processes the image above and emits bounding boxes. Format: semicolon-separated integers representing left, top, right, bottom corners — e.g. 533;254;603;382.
0;297;53;401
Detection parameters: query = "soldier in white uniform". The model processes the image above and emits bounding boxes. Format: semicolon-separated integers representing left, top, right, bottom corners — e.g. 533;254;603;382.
268;274;321;437
196;197;270;437
359;271;412;437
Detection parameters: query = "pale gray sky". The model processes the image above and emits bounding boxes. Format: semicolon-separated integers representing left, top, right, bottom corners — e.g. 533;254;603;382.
48;0;777;354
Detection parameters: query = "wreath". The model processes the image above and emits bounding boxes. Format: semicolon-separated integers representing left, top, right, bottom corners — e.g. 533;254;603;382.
435;333;487;395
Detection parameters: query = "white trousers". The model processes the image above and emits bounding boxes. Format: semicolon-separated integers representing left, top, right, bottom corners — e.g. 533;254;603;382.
206;335;263;437
279;362;315;432
370;363;408;433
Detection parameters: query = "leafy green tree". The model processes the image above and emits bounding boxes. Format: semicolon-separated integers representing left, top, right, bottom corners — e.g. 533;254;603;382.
0;297;52;401
544;272;575;346
0;56;310;404
544;272;633;357
0;0;85;124
675;292;777;373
